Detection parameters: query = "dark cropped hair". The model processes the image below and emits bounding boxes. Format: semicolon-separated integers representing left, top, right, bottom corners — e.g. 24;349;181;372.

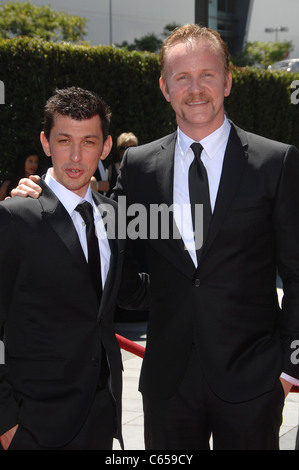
43;87;111;141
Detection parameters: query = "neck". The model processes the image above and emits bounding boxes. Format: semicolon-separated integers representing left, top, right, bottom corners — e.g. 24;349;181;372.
178;115;226;142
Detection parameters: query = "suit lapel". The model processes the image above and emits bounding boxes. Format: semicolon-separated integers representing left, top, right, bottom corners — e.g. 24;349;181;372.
92;192;120;316
154;132;196;277
199;123;249;264
38;180;89;274
155;132;177;207
40;182;121;314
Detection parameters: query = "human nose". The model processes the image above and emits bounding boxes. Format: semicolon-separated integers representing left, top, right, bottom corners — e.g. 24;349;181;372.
189;76;205;93
70;144;82;162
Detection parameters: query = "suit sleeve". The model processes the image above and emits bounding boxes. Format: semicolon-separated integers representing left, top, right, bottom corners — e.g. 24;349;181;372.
275;145;299;380
111;152;151;310
0;205;20;434
117;243;151;311
111;148;133;204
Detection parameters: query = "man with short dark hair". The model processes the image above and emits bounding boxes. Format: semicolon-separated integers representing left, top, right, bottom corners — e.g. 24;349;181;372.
0;87;149;450
10;26;299;450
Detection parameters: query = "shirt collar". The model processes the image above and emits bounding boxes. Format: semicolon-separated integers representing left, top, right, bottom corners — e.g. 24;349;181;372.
177;116;231;160
45;168;93;216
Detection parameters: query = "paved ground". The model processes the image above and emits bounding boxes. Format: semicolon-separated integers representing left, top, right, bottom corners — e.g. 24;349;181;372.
113;317;299;451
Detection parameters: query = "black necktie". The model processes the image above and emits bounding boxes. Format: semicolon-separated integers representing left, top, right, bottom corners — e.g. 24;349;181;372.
75;201;109;388
75;201;102;301
189;143;212;259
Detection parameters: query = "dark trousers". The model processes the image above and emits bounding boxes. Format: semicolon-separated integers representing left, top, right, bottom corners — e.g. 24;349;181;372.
143;349;285;450
5;388;116;450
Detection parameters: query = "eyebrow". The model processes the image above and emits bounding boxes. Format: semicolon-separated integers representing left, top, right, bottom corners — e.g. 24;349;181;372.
55;132;100;139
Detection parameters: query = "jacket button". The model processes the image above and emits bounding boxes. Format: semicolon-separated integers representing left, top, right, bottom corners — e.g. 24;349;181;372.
194;279;200;288
91;357;99;366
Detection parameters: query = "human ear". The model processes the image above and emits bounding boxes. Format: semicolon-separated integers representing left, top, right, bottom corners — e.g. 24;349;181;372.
159;76;171;103
40;131;51;157
100;135;113;160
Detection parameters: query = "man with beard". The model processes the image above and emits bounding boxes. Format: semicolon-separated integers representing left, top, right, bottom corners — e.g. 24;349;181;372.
112;24;299;450
11;25;299;450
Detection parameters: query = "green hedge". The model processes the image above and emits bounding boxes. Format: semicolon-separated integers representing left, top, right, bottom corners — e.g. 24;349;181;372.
0;37;298;182
0;37;175;181
226;66;299;149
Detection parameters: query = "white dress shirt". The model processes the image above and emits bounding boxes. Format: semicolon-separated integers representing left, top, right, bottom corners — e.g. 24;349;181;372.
45;169;111;288
173;119;299;387
173;116;231;267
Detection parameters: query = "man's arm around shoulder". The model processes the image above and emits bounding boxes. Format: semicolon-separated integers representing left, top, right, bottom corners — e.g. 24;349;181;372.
10;175;41;199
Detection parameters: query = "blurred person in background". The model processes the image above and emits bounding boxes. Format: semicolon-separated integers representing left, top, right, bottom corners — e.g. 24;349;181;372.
115;132;138;174
0;150;40;200
10;25;299;450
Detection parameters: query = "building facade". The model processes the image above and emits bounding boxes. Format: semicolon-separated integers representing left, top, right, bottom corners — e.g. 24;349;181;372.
195;0;253;55
0;0;298;57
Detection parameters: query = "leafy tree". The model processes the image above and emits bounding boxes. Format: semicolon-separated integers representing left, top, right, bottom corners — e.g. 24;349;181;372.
161;23;181;39
118;33;163;53
232;40;294;67
116;22;181;53
0;1;87;42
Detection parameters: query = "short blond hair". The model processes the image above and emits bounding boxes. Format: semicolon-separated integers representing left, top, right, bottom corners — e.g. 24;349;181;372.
160;24;230;79
117;132;138;148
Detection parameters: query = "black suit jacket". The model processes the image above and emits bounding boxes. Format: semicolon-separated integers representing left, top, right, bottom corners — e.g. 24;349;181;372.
0;180;148;447
114;122;299;402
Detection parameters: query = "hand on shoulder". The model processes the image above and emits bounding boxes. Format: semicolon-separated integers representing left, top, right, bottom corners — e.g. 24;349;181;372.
10;175;42;199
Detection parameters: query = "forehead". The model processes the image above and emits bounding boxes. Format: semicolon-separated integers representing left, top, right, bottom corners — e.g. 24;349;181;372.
51;113;102;137
26;154;38;159
164;39;224;73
